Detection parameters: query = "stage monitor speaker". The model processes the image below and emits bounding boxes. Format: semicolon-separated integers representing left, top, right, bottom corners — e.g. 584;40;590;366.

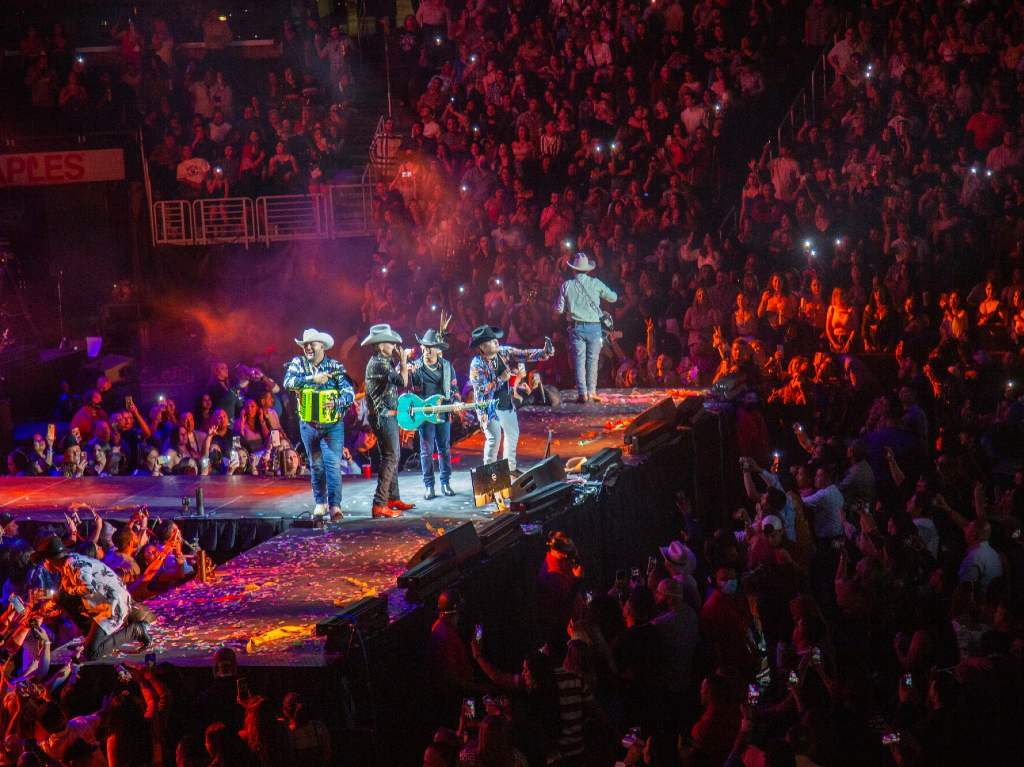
510;455;566;500
405;521;483;569
477;512;523;556
622;397;678;444
584;447;623;479
315;596;389;651
511;481;576;517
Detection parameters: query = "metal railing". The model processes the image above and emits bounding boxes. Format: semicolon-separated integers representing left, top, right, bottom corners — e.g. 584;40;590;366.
327;184;373;237
152;184;376;247
718;21;851;239
152;201;194;245
255;194;328;244
194;197;256;246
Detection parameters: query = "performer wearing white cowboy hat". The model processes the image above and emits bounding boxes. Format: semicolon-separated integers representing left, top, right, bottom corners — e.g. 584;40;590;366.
283;328;355;520
361;324;415;518
410;319;460;499
468;324;554;475
554;252;618;404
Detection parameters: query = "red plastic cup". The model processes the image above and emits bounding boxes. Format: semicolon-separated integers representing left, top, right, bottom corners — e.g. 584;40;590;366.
362;464;372;479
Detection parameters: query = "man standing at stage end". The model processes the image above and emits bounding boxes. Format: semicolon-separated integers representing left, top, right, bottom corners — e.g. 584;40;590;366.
283;329;355;521
555;252;617;404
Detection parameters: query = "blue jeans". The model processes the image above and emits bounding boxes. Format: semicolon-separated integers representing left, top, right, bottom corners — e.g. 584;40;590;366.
570;322;604;397
298;420;345;506
418;420;452;488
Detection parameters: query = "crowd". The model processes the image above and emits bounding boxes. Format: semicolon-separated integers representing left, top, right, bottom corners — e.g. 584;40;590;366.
388;0;1024;764
5;2;363;200
5;0;1024;761
423;440;1022;765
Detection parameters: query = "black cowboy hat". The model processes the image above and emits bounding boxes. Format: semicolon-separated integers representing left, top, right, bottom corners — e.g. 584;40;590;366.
31;534;70;565
415;328;449;351
469;325;504;349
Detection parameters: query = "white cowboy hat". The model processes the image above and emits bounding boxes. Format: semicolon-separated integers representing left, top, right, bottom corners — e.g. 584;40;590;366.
360;323;403;347
568;252;596;272
659;540;696;575
295;328;335;350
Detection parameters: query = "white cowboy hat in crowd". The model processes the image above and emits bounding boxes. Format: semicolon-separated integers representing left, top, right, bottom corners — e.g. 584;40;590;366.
295;328;335;350
568;252;597;272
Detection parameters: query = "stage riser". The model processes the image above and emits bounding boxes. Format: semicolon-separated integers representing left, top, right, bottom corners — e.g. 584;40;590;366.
353;436;694;766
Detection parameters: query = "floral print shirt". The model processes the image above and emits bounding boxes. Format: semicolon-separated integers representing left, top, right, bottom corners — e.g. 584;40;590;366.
57;553;131;634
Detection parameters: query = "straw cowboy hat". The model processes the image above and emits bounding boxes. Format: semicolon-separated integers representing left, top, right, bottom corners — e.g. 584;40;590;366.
415;328;449;351
295;328;335;350
468;325;504;348
659;540;697;576
360;323;403;346
567;252;597;272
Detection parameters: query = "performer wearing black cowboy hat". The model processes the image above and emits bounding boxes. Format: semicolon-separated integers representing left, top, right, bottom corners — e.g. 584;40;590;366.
283;328;356;520
361;324;415;518
468;325;553;475
30;534;154;660
410;319;460;499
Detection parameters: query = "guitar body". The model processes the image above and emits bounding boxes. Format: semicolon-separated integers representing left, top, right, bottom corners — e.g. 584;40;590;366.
396;392;487;429
396;393;446;430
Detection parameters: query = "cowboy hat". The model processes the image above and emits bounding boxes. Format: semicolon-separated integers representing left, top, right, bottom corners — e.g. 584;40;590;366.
294;328;335;350
659;540;696;575
360;323;403;347
469;325;504;348
567;252;596;272
31;534;70;565
415;328;449;351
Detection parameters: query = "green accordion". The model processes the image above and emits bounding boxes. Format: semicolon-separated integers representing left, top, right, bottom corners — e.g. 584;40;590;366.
298;388;343;424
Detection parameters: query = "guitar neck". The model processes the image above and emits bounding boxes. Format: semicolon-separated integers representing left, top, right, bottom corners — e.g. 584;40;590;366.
419;402;479;414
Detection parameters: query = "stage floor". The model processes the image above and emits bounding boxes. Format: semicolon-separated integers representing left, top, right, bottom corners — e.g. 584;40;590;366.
8;389;694;666
3;389;682;523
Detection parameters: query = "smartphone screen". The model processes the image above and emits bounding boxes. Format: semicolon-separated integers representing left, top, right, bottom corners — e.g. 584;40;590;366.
236;677;250;700
747;683;760;704
630;567;640;579
270;429;281;448
462;698;476;719
474;624;484;643
47;423;56;442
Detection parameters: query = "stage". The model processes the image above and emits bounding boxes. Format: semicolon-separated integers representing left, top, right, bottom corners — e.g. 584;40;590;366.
3;389;702;667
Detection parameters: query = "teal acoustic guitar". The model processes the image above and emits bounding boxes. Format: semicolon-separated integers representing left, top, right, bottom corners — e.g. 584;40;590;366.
394;392;488;430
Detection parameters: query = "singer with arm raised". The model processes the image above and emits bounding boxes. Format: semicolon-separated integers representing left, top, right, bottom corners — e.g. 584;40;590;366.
468;325;554;476
361;324;415;518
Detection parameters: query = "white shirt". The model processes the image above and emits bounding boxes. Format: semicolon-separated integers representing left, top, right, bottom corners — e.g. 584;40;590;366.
913;518;939;559
769;156;801;202
681;105;708;136
958;541;1003;590
802;484;845;539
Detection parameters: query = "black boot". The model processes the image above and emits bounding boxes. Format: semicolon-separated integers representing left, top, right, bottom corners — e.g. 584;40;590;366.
131;621;153;650
441;483;455;496
424;487;436;500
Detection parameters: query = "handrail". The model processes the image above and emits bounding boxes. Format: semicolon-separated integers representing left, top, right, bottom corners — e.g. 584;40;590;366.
719;20;851;239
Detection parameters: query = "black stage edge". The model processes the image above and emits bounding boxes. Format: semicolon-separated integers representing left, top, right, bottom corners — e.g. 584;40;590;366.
345;434;695;766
